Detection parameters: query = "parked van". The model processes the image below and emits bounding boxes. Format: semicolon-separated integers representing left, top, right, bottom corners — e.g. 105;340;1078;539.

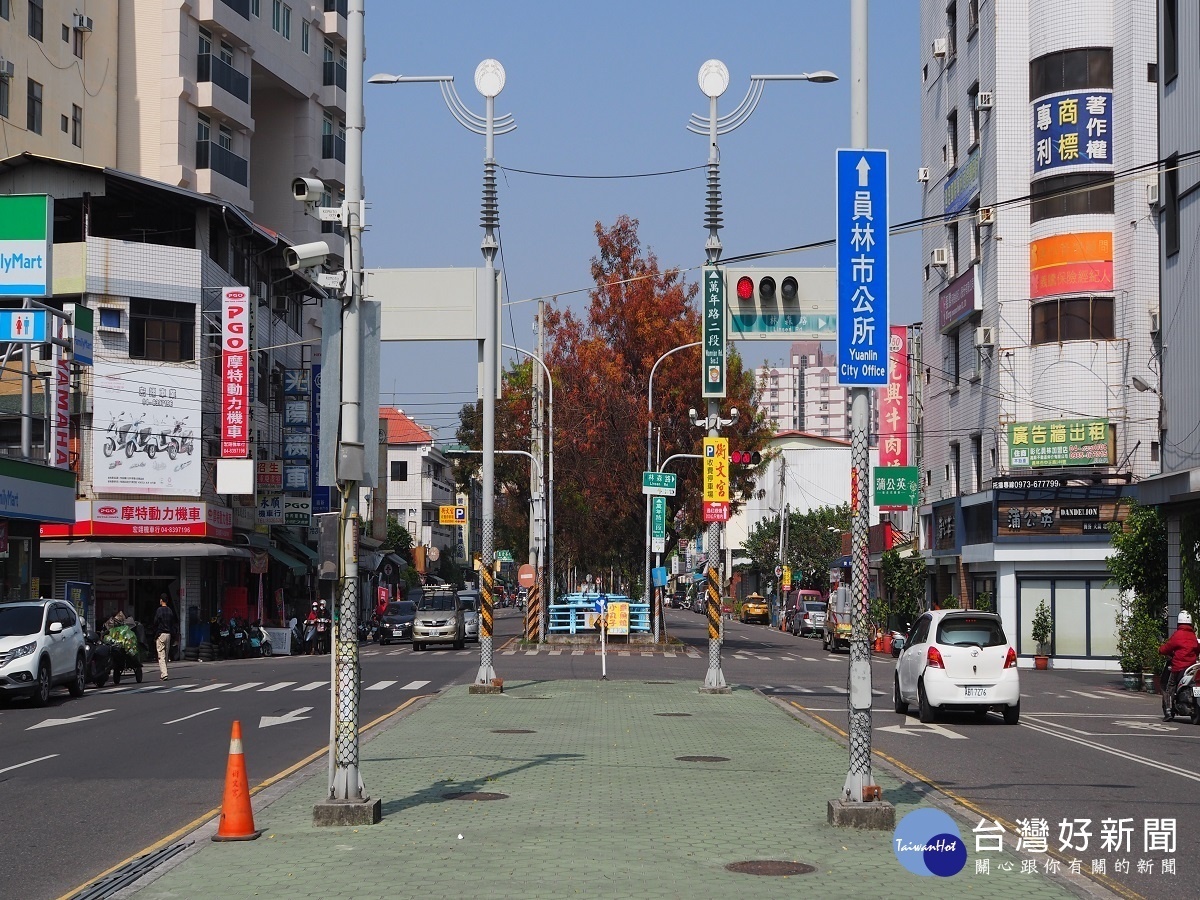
822;585;853;652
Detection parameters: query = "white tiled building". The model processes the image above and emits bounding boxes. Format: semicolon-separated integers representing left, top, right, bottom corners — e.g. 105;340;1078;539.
753;342;853;441
918;0;1160;667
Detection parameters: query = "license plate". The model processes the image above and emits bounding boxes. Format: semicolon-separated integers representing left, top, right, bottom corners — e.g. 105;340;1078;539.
1191;686;1200;699
964;686;987;698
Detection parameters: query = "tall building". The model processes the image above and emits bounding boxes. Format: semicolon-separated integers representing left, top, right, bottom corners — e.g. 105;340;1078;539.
753;342;854;441
918;0;1159;667
1140;0;1200;622
116;0;347;255
0;0;119;164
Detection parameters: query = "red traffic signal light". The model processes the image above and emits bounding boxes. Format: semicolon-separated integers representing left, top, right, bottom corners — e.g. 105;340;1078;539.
736;276;754;301
724;270;804;304
731;449;762;466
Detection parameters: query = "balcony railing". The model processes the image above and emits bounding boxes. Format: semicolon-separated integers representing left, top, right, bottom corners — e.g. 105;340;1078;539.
323;60;347;91
321;134;346;163
196;140;249;186
220;0;250;19
324;0;348;16
197;54;250;104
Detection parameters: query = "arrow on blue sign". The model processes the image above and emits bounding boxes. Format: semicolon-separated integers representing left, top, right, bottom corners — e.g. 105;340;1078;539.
836;148;890;388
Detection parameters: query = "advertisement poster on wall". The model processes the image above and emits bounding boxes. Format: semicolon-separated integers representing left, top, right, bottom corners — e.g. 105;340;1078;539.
92;359;201;496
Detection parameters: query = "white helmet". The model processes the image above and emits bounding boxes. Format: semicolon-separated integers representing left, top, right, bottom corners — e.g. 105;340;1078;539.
1180;611;1192;626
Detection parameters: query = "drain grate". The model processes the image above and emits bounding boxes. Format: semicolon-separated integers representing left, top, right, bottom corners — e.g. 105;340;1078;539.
725;860;816;876
70;842;193;899
644;681;676;684
676;755;729;763
491;728;536;733
444;791;508;801
514;696;551;700
654;713;692;717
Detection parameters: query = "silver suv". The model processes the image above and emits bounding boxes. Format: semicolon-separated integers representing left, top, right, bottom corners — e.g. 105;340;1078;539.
458;589;481;643
412;587;465;651
0;600;87;705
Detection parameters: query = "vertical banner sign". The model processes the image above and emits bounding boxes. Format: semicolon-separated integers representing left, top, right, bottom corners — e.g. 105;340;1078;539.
651;495;667;554
702;437;729;502
51;319;70;469
877;325;909;511
221;287;250;458
836;149;890;387
72;305;94;367
702;266;726;399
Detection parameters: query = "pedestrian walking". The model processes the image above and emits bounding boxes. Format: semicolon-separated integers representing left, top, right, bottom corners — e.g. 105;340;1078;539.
153;594;177;680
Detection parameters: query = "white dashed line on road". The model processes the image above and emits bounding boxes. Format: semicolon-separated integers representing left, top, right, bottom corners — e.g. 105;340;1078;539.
259;682;297;692
366;680;398;691
399;680;431;691
186;683;231;693
222;682;263;692
295;681;326;691
164;707;219;725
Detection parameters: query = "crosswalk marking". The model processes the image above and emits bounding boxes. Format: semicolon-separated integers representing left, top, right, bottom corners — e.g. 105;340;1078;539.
160;684;200;693
187;683;231;693
525;650;538;656
295;681;326;691
665;651;676;658
399;680;430;691
755;655;771;660
572;650;584;656
503;650;517;655
223;682;263;692
788;685;814;694
387;649;405;656
260;681;297;692
618;651;630;657
549;649;562;656
1069;690;1106;700
762;684;775;690
803;657;818;662
366;680;397;691
641;652;653;657
825;685;848;694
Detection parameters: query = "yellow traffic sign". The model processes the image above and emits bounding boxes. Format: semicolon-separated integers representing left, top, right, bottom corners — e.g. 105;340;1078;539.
439;505;467;526
702;437;729;503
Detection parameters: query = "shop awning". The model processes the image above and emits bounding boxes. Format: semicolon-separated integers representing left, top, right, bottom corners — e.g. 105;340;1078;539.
277;533;318;564
40;541;251;559
360;550;384;572
384;553;408;570
267;544;307;576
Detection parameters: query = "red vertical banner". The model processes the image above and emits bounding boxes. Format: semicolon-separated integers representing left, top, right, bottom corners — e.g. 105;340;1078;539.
877;325;910;512
52;319;70;469
221;287;250;458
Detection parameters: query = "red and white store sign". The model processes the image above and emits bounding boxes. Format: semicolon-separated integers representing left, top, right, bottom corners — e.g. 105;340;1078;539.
52;319;70;469
877;325;910;511
221;287;251;458
41;501;233;541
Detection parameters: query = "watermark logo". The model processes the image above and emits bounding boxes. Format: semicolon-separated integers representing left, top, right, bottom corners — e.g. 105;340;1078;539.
893;808;967;877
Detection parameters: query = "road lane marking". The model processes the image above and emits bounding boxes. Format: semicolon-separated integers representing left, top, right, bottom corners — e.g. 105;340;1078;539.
550;650;562;656
788;685;813;693
825;685;848;694
259;682;297;692
572;650;584;655
295;681;326;691
802;657;818;662
1068;689;1107;699
259;706;313;728
27;709;114;730
755;655;771;660
1020;719;1200;783
186;683;231;693
665;651;676;658
502;650;517;655
400;680;431;691
0;754;59;775
164;707;219;725
365;680;397;691
223;682;263;692
524;650;538;656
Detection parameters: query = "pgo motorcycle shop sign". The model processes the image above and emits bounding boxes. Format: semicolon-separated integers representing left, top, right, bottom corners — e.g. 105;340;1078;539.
91;359;201;496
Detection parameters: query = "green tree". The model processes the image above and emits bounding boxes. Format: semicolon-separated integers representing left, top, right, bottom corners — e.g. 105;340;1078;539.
742;504;850;593
1106;500;1167;619
881;549;925;628
383;515;413;562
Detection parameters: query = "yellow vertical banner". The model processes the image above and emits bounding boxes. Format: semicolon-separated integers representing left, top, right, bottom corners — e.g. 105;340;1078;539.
703;437;729;503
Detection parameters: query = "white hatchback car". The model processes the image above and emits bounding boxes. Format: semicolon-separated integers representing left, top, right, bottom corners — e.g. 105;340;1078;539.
0;600;88;706
893;609;1020;724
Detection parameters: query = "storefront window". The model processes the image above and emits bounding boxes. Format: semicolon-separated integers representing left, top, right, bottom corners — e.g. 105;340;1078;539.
1018;576;1119;658
0;537;33;600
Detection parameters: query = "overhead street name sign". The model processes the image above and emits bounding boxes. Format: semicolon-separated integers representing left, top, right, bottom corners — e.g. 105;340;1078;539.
701;266;726;398
642;471;677;496
836;148;890;387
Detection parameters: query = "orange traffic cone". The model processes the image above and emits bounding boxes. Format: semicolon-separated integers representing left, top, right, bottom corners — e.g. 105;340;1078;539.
212;720;262;841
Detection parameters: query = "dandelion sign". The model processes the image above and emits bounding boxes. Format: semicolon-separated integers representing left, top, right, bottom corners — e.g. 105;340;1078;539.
872;466;919;507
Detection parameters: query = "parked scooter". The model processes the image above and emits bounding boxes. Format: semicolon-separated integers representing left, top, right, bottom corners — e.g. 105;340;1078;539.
227;616;250;659
124;417;159;458
160;416;194;460
289;617;308;655
1161;661;1200;723
102;413;137;458
84;631;113;688
247;620;273;657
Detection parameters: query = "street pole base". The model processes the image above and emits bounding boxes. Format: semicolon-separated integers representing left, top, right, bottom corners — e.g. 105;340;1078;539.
700;667;730;694
474;665;497;685
827;798;895;830
313;797;382;827
469;682;504;694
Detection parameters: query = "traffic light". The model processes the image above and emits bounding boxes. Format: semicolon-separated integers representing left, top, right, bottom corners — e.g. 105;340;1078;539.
724;267;837;341
732;271;800;305
730;449;762;466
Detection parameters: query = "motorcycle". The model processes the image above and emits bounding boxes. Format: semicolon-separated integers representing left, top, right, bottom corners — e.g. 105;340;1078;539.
1161;661;1200;723
290;618;308;655
247;620;272;657
227;616;250;659
84;631;113;688
161;416;194;460
103;622;144;684
124;417;159;459
102;413;138;458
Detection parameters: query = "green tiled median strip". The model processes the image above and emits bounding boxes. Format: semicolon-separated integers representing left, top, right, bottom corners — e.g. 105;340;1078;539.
124;681;1084;900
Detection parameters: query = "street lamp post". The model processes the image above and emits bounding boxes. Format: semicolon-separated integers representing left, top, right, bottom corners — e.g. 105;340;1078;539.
368;61;516;690
645;342;701;643
505;343;554;642
688;60;836;693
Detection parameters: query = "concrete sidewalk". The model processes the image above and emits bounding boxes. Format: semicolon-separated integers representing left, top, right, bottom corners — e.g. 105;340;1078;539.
111;680;1111;900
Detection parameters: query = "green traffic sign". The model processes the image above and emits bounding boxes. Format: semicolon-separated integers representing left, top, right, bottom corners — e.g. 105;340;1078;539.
702;266;726;399
651;496;667;540
642;471;677;496
873;466;920;507
495;550;514;563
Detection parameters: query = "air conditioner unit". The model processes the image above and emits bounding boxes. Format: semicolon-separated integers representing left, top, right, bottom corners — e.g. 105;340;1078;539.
1147;182;1160;207
931;247;949;267
975;91;994;110
271;295;289;314
932;38;948;58
72;13;93;32
917;167;930;183
0;59;14;80
977;206;995;226
1149;309;1161;333
974;326;995;348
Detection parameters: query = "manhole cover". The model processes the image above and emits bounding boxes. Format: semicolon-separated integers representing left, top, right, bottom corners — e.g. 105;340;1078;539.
491;729;536;734
675;755;729;763
443;791;508;801
725;860;816;876
644;681;675;684
654;713;692;717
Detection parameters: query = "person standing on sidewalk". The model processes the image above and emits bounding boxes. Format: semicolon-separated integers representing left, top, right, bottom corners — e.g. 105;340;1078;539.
153;594;177;681
1159;610;1199;720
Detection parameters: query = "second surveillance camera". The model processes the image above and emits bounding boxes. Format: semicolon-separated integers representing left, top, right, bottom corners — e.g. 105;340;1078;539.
284;240;330;271
292;176;325;203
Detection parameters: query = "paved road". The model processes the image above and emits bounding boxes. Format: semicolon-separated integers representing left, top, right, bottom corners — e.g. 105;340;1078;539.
0;611;522;900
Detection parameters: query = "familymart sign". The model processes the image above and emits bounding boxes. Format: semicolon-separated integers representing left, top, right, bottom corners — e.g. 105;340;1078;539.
0;195;52;297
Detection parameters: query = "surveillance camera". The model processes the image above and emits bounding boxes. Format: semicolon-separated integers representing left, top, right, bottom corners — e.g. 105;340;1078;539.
292;177;325;203
284;240;331;271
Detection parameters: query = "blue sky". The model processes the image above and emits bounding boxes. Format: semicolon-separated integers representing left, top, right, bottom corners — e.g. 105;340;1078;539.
362;1;922;437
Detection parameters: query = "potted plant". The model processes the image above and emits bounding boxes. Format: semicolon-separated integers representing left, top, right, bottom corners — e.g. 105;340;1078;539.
1138;613;1165;694
1116;606;1144;690
1031;600;1053;669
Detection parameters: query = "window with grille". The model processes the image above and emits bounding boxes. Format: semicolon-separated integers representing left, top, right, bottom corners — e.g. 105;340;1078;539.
130;299;195;361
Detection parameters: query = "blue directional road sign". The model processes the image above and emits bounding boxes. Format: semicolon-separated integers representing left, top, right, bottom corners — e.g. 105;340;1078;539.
836;149;890;387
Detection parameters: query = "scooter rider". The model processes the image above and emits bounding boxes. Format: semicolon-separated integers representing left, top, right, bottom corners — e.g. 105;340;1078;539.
1159;610;1200;721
